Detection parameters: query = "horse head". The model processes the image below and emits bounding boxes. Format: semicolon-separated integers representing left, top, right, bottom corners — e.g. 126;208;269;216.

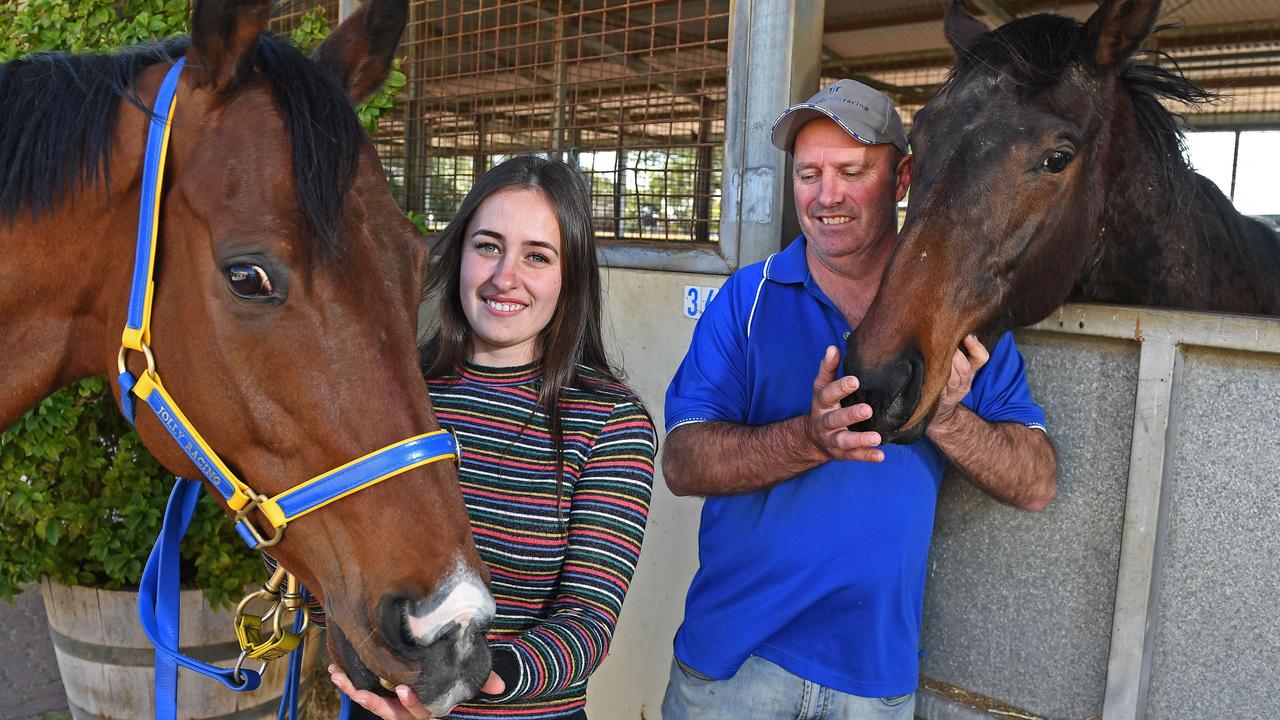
844;0;1162;442
1;0;494;711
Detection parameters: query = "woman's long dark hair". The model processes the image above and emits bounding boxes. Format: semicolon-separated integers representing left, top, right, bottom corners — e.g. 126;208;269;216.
421;155;641;490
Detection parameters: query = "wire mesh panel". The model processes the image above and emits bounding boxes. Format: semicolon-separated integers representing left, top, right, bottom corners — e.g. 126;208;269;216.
818;0;1280;129
385;0;730;243
270;0;340;36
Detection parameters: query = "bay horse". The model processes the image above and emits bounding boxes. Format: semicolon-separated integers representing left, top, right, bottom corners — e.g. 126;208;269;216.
845;0;1280;443
0;0;494;711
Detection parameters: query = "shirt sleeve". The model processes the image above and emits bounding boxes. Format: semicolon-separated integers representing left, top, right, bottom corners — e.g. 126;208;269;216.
485;399;656;702
961;331;1047;430
664;272;754;432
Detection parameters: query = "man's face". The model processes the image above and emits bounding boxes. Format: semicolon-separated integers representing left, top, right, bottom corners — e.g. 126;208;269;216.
792;118;909;266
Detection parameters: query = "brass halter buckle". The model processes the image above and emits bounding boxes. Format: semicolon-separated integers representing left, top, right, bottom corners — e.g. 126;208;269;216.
233;566;309;667
233;490;286;548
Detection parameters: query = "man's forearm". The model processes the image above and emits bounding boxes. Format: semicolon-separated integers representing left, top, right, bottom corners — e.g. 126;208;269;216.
662;419;825;497
925;406;1057;511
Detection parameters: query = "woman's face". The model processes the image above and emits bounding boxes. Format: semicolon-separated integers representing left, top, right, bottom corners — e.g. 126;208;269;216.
459;188;564;366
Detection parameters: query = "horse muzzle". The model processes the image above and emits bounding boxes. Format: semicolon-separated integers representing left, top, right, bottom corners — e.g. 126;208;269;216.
842;340;928;445
330;568;496;715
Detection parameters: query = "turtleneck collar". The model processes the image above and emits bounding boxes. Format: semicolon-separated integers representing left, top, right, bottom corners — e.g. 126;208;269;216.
457;360;544;387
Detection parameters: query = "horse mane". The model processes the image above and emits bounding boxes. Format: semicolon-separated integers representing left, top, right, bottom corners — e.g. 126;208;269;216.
944;14;1217;188
0;33;361;254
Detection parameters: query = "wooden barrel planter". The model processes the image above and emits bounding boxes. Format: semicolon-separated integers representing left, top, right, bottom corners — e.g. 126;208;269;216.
40;579;320;720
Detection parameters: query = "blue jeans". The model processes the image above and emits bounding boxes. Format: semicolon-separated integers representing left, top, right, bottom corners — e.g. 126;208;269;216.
662;654;916;720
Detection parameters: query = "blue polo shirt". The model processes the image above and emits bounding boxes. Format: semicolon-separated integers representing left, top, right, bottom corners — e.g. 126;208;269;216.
665;236;1045;697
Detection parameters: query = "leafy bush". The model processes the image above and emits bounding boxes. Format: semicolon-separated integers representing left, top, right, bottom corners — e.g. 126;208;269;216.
0;379;260;607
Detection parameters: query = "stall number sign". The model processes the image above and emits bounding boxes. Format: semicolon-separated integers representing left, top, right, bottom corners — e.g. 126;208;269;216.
684;285;718;320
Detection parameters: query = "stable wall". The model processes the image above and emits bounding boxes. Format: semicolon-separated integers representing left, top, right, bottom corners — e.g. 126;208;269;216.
586;266;719;720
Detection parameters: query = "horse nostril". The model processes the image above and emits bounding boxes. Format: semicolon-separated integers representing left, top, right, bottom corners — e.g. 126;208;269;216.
881;347;925;429
842;342;926;437
376;596;419;652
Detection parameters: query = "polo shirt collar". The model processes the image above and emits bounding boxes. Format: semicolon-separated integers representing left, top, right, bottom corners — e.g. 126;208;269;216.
766;235;811;285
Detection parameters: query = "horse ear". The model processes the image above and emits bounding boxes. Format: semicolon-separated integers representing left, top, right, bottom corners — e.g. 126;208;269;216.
312;0;409;104
944;0;989;59
187;0;272;90
1083;0;1160;68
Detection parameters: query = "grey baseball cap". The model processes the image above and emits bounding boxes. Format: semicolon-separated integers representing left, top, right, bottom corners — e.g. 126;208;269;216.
770;79;909;155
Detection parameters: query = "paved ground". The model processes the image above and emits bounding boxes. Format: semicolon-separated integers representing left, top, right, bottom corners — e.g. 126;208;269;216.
0;590;68;720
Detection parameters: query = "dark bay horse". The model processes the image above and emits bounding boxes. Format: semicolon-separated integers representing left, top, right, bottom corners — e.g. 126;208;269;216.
845;0;1280;442
0;0;493;710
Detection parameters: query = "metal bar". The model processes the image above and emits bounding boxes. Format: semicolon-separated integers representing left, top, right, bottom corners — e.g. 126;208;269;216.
1230;130;1241;200
551;7;569;160
1186;111;1280;131
694;106;714;244
823;20;1280;74
1147;19;1280;50
823;0;1059;34
1100;338;1180;720
338;0;357;22
402;1;426;214
720;0;825;270
1026;304;1280;354
614;115;625;241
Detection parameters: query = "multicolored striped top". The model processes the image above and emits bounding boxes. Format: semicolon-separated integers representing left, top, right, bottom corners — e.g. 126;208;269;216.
427;362;656;719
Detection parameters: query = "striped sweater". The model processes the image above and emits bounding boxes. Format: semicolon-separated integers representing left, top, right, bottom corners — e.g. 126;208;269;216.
426;362;656;719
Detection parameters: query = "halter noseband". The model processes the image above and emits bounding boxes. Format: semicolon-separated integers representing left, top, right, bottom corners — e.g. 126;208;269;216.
115;57;459;550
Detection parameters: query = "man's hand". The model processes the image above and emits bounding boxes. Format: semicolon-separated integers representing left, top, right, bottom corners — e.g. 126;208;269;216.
805;346;884;463
328;664;505;720
930;334;989;431
922;334;1056;511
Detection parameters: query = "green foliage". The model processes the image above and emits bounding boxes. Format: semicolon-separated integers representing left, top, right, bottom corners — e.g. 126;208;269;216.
405;209;432;237
287;7;334;53
0;379;260;608
358;62;406;135
0;0;189;59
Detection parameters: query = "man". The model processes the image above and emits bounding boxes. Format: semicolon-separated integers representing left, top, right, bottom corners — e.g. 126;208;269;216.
660;79;1057;719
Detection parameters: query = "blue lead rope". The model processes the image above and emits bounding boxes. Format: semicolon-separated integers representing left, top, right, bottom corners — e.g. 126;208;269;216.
140;478;262;720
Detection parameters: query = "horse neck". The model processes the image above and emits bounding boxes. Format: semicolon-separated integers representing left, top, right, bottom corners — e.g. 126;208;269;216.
0;113;143;430
1084;85;1280;314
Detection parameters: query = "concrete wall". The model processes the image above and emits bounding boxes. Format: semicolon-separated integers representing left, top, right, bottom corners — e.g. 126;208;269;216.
586;267;719;720
918;308;1280;720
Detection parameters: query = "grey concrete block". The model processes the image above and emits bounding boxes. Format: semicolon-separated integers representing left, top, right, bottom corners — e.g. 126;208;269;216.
920;331;1139;719
1145;347;1280;720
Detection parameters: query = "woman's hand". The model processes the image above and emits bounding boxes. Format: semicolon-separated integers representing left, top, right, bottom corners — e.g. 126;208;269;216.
329;664;506;720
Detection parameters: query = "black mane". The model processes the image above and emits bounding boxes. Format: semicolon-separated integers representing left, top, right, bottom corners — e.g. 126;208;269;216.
0;33;362;254
945;14;1216;182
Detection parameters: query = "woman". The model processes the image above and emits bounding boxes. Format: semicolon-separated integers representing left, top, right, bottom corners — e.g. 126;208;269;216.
332;156;656;720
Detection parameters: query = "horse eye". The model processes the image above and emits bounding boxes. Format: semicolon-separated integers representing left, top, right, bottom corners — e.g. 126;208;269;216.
1042;150;1074;174
227;264;274;298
